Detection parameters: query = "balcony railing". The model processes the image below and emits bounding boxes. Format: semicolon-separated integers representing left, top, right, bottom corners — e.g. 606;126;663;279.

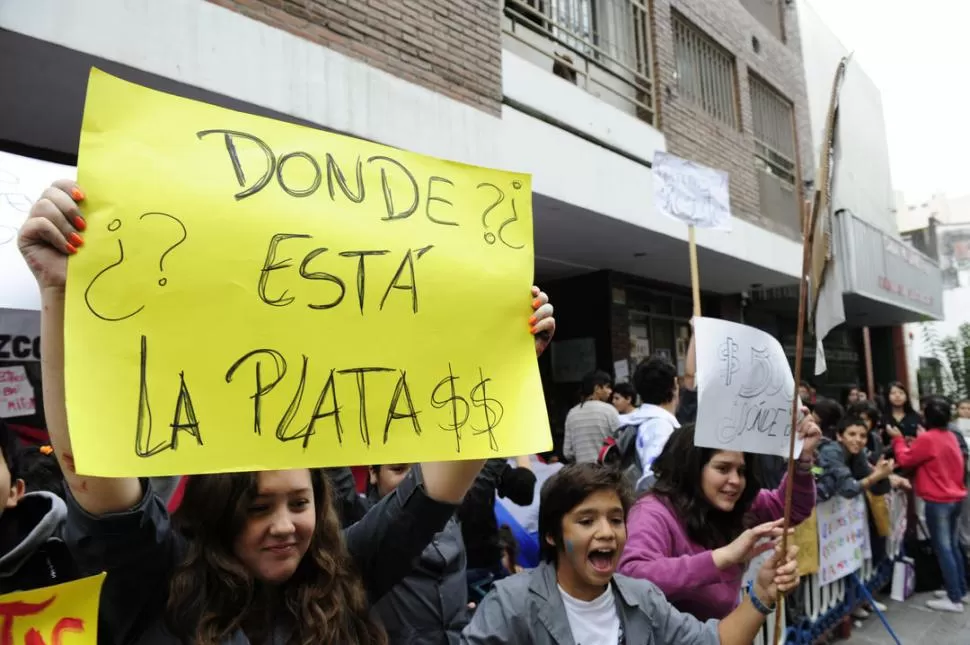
503;0;656;124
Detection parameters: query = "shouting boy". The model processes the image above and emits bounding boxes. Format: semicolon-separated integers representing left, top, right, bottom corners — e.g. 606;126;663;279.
462;463;798;644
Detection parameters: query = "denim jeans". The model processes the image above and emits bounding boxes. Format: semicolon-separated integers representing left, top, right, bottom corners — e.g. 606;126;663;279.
925;500;968;603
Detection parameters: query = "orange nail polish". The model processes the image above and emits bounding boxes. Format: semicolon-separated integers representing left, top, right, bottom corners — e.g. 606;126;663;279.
73;216;87;231
528;316;537;325
532;299;540;309
530;326;537;335
71;188;85;202
66;243;78;255
68;232;84;247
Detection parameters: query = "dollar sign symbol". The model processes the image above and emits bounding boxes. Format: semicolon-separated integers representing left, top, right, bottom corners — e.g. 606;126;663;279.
470;368;504;451
431;363;469;453
719;338;740;386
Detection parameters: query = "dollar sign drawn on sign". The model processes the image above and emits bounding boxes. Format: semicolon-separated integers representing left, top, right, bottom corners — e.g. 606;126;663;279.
719;338;740;386
431;363;470;453
470;368;504;451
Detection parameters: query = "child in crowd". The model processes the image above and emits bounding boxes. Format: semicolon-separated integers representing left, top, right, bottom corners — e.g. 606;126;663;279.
461;463;800;644
0;420;78;593
816;417;895;502
610;382;637;415
17;180;556;645
618;355;680;492
617;419;820;621
847;400;886;464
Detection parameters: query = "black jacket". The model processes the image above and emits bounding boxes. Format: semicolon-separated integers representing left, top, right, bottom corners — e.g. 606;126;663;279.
0;491;80;594
458;459;536;571
64;470;457;645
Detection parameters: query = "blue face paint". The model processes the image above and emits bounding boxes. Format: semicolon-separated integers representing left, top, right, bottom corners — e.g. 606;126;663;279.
565;539;574;554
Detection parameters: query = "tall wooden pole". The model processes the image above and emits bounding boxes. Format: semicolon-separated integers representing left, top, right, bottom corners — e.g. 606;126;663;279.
773;199;815;645
688;225;701;317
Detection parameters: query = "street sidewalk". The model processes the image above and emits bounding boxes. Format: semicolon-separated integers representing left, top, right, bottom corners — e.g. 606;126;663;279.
845;591;970;644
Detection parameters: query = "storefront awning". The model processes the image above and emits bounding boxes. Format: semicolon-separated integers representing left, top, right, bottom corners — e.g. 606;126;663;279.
836;210;944;324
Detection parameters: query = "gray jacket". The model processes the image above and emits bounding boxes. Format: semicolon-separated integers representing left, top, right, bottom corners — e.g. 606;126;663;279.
461;561;719;645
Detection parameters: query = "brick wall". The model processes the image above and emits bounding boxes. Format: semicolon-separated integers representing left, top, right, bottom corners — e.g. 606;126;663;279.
205;0;503;115
652;0;814;240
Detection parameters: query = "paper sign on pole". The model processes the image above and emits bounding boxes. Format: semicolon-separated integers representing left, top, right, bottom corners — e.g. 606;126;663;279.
64;69;551;476
0;151;77;312
652;151;731;231
694;317;804;458
0;365;35;419
817;495;870;585
0;573;105;645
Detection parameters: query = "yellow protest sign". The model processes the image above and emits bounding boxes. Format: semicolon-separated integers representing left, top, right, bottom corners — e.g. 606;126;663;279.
793;508;820;576
0;574;105;645
65;69;550;476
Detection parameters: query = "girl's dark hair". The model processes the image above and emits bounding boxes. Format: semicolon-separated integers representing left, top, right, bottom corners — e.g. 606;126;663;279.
812;397;845;439
847;400;881;428
18;447;64;498
166;469;386;645
498;524;519;569
538;463;633;563
651;424;761;549
885;381;917;415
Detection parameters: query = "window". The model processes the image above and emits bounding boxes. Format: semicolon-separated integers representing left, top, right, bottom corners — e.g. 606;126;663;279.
503;0;656;123
749;74;796;184
739;0;785;42
672;13;739;128
749;73;799;233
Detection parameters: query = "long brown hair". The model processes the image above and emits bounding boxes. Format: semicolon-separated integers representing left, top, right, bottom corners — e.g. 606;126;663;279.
165;469;386;645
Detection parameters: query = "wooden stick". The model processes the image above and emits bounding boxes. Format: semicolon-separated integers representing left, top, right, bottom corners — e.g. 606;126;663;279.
862;326;875;400
772;200;815;645
688;225;701;317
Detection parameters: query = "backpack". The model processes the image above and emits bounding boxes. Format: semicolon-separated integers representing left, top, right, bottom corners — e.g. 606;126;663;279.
598;424;646;491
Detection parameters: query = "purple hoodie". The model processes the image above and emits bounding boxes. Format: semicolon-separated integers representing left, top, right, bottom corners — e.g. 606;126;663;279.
617;470;816;621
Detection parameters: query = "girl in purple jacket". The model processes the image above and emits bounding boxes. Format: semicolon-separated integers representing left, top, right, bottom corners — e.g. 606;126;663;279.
617;421;819;621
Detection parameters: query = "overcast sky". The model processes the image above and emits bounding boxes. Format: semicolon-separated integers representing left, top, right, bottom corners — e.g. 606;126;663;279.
804;0;970;202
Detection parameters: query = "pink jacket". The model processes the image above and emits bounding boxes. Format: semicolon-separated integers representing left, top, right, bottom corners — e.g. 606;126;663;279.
617;470;816;620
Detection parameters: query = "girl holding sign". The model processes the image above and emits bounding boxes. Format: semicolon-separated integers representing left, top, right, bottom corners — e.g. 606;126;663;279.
616;420;820;621
16;181;557;645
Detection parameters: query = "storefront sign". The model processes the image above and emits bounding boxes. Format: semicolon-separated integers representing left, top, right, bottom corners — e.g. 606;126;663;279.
0;308;40;361
839;212;943;319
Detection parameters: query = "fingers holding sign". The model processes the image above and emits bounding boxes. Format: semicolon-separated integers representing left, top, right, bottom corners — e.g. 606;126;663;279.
530;285;555;357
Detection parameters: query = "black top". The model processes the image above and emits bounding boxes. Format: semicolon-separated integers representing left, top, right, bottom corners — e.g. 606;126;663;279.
457;459;536;571
885;410;922;439
63;471;457;645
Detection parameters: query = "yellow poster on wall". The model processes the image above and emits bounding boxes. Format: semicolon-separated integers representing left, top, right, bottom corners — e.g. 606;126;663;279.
65;68;550;476
0;574;105;645
793;508;820;576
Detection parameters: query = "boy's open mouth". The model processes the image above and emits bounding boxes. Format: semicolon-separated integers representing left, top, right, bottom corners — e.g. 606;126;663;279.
588;548;615;572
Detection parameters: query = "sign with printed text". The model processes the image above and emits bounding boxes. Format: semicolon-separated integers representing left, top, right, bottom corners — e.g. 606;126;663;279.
0;308;40;362
65;69;550;476
817;495;871;585
0;573;104;645
0;366;35;419
694;317;804;458
652;151;731;231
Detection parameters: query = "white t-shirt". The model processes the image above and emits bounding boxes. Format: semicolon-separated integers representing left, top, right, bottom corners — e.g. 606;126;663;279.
558;584;621;645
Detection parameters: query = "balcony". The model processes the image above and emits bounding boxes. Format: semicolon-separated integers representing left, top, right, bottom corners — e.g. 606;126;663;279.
502;0;656;124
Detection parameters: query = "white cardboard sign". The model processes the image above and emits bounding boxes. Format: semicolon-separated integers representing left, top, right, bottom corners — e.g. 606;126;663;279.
694;317;803;458
0;365;36;418
653;151;732;231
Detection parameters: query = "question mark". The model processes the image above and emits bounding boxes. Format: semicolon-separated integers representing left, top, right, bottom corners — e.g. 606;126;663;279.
139;212;187;286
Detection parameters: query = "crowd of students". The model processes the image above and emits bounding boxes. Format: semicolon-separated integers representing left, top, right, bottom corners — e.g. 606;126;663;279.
0;179;964;644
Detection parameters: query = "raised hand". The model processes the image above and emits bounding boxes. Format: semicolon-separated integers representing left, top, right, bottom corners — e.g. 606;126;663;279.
530;286;554;357
713;519;791;570
18;180;86;290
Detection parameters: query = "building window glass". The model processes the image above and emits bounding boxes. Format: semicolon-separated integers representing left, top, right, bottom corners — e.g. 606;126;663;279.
503;0;656;124
672;12;739;128
738;0;786;42
750;73;799;233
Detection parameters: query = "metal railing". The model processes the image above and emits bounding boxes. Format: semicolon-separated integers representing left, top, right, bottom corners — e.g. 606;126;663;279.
503;0;656;123
672;11;739;128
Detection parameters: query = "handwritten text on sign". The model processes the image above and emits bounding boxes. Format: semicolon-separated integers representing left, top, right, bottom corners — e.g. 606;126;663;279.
694;317;803;458
0;366;35;419
0;573;104;645
817;496;871;585
65;69;550;476
652;152;732;231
